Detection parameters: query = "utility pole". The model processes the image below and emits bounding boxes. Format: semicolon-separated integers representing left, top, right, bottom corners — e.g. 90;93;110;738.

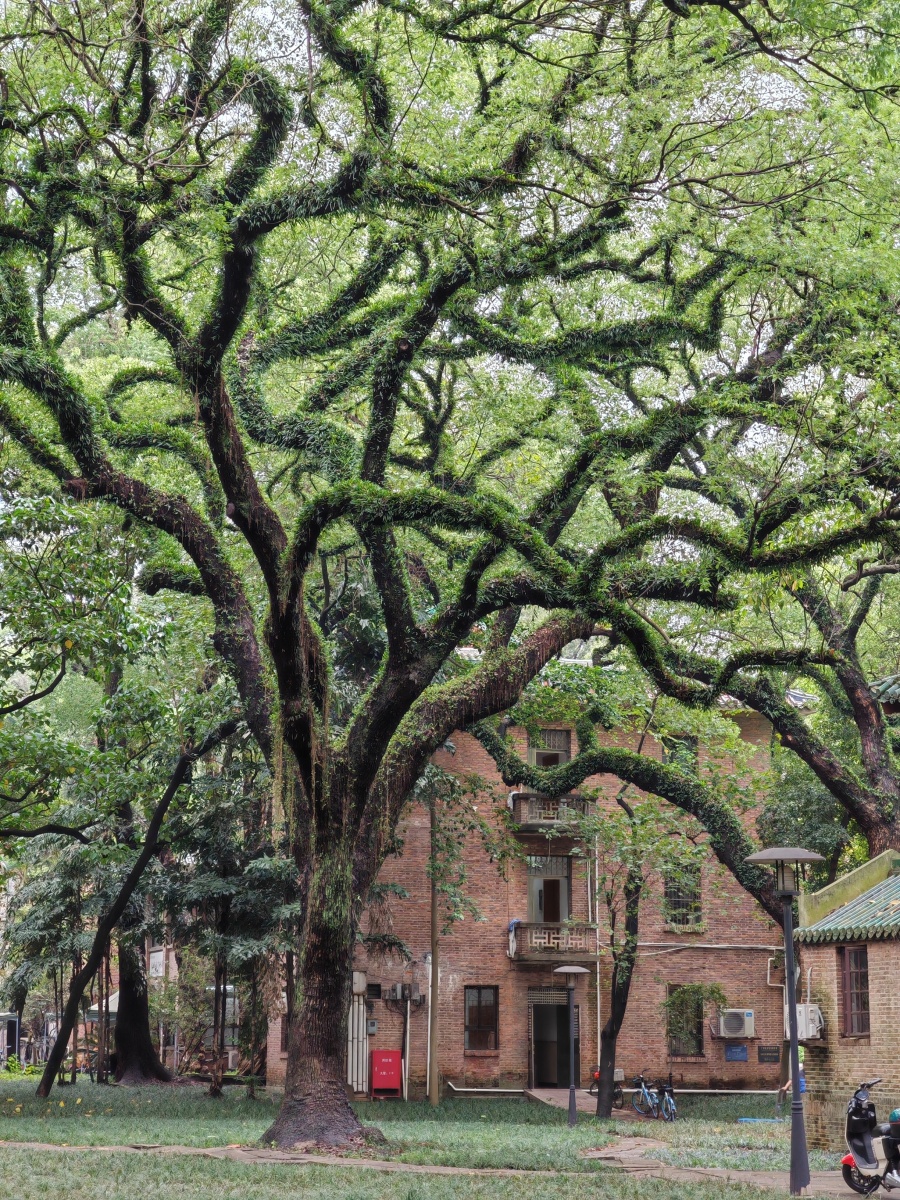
428;801;440;1106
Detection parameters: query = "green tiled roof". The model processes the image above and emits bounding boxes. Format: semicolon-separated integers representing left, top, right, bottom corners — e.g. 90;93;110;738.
796;874;900;944
870;674;900;705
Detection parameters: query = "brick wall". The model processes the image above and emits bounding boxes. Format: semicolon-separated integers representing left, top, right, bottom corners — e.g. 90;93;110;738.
267;714;784;1094
802;939;900;1150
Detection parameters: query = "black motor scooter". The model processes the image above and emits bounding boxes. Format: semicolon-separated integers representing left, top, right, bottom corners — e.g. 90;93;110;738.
842;1078;900;1194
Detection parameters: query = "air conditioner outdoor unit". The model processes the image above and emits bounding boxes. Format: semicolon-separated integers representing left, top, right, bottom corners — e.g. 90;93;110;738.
719;1009;755;1038
227;1049;240;1072
787;1003;824;1041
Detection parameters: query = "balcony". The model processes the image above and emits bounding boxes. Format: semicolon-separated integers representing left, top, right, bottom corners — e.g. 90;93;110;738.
508;921;597;963
509;792;589;833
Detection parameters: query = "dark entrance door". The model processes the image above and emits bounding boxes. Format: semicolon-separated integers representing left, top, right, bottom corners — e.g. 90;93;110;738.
543;879;561;923
531;1004;580;1087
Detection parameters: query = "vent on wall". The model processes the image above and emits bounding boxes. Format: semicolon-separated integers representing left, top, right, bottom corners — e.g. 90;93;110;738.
718;1009;755;1038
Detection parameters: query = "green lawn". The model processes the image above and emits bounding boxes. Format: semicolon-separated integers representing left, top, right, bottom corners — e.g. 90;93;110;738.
354;1097;613;1171
0;1146;783;1200
0;1080;840;1193
0;1078;280;1147
636;1094;836;1174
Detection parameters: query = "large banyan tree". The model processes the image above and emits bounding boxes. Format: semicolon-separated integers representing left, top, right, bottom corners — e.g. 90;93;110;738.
0;0;897;1144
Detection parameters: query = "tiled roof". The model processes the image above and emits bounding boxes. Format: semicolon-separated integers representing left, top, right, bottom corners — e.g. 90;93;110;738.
796;874;900;944
871;674;900;705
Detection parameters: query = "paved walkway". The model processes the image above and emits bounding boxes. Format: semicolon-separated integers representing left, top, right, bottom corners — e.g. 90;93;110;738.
592;1136;854;1197
0;1134;855;1195
526;1087;642;1118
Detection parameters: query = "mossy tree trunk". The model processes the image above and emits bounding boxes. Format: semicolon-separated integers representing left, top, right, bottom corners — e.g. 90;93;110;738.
1;0;890;1147
114;943;172;1086
264;848;361;1146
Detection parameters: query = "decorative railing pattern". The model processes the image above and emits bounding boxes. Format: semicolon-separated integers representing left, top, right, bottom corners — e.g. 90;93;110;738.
510;793;589;828
509;921;596;959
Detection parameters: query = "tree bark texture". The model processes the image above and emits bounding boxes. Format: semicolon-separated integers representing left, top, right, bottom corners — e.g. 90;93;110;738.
114;944;172;1085
595;870;640;1120
34;722;236;1098
263;850;362;1147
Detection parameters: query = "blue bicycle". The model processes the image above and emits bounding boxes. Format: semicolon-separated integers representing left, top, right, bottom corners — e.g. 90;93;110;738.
631;1071;660;1118
656;1073;677;1122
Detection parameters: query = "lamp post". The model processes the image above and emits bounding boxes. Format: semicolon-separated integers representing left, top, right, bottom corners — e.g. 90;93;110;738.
745;846;824;1196
553;964;589;1127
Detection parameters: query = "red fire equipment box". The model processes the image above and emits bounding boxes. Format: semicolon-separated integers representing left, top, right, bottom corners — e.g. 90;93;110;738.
369;1049;402;1098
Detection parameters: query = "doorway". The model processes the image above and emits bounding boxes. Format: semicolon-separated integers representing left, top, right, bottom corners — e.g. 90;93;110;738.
530;1003;580;1087
526;856;570;924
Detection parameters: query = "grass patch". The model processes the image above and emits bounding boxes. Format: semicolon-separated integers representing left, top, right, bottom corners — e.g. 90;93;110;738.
355;1098;613;1171
623;1093;835;1173
0;1146;793;1200
0;1078;280;1147
0;1080;838;1183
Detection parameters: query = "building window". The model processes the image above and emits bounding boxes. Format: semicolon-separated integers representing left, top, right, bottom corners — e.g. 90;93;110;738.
839;946;870;1036
280;1014;291;1053
662;735;698;771
465;986;499;1050
663;866;703;928
529;729;571;768
666;984;704;1057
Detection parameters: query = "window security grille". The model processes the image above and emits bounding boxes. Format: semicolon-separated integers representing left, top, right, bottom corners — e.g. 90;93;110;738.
663;868;703;927
465;986;499;1050
840;946;870;1036
530;730;572;752
527;855;570;877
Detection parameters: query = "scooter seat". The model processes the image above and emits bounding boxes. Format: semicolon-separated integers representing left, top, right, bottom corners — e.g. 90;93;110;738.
848;1132;880;1170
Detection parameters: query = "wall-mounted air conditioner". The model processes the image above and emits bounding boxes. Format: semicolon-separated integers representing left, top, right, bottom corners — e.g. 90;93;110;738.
787;1003;824;1041
718;1009;755;1038
227;1049;240;1071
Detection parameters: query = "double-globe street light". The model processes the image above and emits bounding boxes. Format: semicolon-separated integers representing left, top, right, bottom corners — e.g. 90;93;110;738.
554;964;590;1127
745;846;824;1197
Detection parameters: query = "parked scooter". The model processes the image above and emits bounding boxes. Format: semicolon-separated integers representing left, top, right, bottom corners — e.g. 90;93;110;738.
842;1078;900;1194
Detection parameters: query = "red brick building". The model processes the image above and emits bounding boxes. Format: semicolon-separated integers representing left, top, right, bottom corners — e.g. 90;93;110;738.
797;850;900;1149
267;712;785;1096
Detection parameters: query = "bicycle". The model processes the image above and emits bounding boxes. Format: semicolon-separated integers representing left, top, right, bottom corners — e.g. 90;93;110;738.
631;1071;660;1118
588;1068;624;1109
656;1073;677;1122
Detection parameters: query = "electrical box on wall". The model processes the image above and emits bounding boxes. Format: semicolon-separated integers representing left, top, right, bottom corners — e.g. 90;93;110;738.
367;1019;378;1036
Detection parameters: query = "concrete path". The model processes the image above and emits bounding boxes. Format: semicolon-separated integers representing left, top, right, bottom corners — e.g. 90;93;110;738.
592;1136;854;1196
0;1134;855;1195
525;1086;642;1118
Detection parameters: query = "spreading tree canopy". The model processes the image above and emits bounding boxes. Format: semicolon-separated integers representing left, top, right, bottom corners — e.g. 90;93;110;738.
0;0;897;1143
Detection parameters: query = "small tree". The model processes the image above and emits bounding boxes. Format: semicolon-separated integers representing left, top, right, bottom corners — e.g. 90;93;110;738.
568;793;707;1118
414;764;513;1106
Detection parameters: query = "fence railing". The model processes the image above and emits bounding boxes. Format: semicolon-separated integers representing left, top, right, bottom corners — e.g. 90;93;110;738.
508;921;596;959
510;793;589;829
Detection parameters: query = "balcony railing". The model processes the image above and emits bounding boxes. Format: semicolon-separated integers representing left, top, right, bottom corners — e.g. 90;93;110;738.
509;792;589;832
508;921;596;962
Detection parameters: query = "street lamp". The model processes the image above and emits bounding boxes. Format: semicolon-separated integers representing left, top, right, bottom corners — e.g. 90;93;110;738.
553;964;589;1127
745;846;824;1196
